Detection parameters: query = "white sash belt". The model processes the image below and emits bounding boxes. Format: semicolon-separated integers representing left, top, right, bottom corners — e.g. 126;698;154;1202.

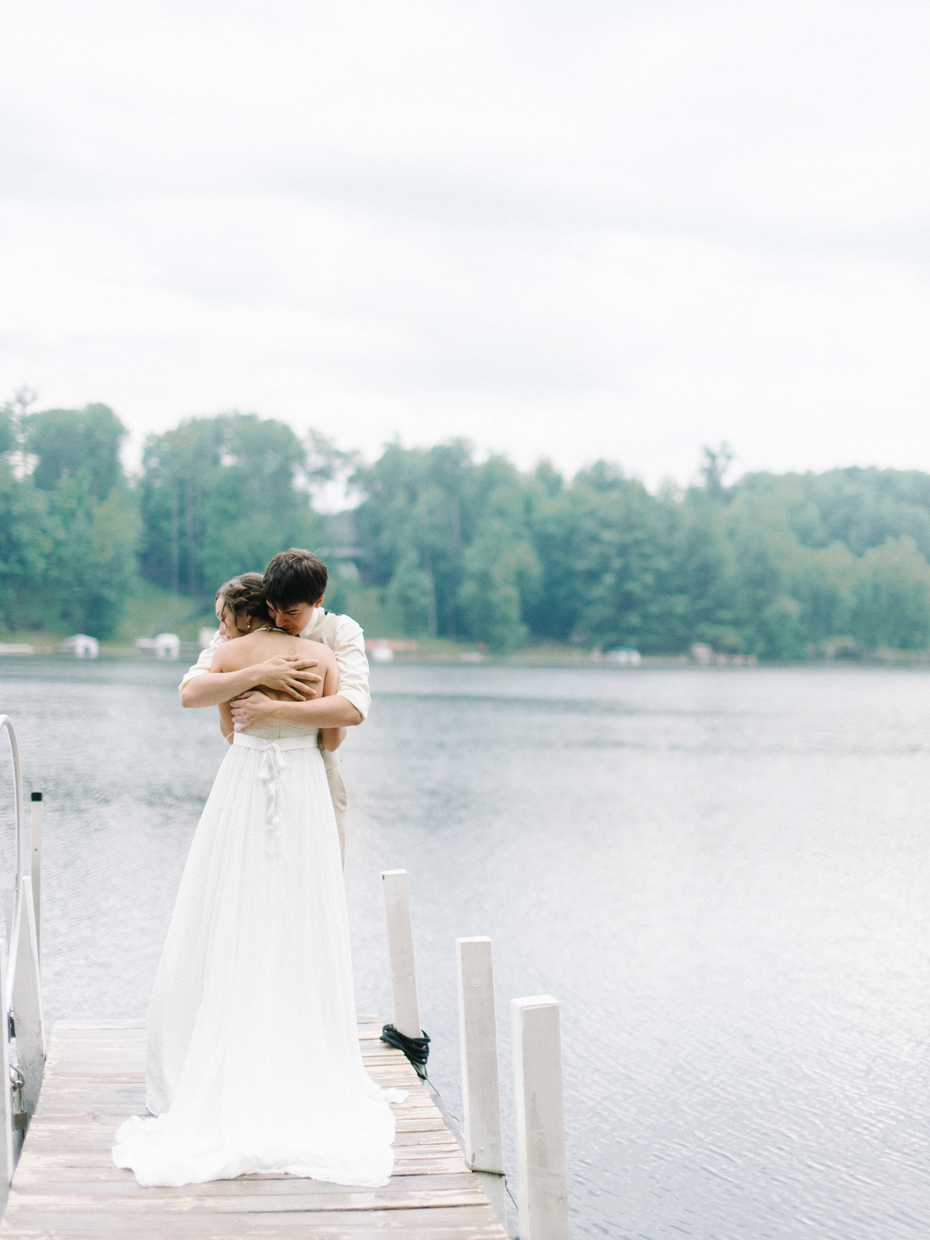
233;732;319;845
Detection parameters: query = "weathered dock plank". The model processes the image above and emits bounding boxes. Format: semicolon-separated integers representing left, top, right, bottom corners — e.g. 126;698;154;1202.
0;1021;508;1240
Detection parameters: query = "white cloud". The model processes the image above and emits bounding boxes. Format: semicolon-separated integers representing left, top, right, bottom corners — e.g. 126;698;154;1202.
1;0;928;485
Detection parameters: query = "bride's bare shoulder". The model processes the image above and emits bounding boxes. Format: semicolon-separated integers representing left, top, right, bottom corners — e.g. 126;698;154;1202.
297;638;336;665
212;631;301;671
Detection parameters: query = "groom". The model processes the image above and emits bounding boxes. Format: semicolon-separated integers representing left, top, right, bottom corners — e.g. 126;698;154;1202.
179;548;370;865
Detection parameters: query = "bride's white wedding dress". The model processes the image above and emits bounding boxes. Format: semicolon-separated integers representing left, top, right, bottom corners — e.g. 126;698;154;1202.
112;721;399;1188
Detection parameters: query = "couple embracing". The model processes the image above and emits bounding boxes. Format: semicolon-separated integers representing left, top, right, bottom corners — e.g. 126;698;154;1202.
112;548;401;1188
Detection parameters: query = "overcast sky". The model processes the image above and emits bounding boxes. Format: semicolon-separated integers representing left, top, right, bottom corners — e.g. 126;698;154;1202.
2;0;928;487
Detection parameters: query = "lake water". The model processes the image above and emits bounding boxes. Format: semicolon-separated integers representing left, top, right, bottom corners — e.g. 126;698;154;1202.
0;658;928;1238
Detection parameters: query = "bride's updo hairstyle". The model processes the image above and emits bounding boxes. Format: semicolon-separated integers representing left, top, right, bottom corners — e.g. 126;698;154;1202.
263;548;328;609
216;572;272;631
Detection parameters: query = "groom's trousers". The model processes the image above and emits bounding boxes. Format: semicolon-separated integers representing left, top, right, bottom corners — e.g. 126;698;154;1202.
321;746;348;868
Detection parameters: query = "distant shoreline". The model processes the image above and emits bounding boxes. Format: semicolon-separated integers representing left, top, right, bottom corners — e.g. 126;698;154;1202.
2;647;928;670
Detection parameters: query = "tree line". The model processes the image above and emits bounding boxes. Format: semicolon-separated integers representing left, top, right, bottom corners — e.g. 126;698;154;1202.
3;394;930;657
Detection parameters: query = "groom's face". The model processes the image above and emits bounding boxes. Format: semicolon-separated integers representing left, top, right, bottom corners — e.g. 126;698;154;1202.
268;595;325;636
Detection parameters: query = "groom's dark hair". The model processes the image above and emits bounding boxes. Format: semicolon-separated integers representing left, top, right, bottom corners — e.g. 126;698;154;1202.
264;548;328;610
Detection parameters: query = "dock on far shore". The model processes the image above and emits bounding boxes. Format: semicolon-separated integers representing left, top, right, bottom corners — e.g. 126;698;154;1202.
0;1017;508;1239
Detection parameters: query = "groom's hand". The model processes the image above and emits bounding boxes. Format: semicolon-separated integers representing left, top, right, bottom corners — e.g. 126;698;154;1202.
230;691;274;730
257;655;323;700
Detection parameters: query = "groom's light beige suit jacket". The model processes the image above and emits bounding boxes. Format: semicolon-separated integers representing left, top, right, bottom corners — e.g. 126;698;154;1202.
178;609;371;867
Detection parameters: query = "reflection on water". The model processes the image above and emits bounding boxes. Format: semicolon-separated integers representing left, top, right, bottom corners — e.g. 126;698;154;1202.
1;658;929;1238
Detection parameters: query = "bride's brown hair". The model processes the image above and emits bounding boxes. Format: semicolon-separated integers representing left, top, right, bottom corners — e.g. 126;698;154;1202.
216;573;272;627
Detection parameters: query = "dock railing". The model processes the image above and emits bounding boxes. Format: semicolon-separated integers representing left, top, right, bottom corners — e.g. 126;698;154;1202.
0;716;45;1208
382;868;570;1240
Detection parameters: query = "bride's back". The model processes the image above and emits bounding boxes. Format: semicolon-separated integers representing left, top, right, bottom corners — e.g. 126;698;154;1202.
215;631;335;702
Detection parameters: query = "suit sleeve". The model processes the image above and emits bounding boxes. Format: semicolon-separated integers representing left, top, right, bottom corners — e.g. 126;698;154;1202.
332;615;371;721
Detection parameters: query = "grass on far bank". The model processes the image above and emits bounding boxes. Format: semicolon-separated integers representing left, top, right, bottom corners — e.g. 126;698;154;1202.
107;581;215;648
0;582;217;653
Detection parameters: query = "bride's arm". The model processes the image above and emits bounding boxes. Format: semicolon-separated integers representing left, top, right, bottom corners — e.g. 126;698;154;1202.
180;655;324;708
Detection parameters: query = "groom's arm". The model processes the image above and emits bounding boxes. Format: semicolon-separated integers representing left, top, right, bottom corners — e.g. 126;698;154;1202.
231;692;362;729
329;612;371;724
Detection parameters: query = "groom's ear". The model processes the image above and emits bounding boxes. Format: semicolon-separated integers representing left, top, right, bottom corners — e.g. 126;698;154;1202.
313;594;325;608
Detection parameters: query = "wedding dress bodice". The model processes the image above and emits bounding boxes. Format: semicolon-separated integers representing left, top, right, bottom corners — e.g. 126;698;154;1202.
242;721;319;741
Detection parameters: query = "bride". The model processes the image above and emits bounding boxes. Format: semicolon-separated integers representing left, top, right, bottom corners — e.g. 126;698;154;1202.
113;573;399;1188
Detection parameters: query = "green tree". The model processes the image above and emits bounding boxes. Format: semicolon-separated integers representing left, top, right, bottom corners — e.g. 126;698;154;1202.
20;402;137;638
697;442;734;500
139;414;314;600
660;491;738;650
563;466;672;652
850;537;930;650
457;528;538;652
26;404;125;500
0;409;16;455
385;550;434;635
350;441;546;647
43;478;137;638
0;460;51;632
351;440;473;638
782;541;856;648
456;456;541;651
757;595;805;660
741;467;930;559
10;398;930;659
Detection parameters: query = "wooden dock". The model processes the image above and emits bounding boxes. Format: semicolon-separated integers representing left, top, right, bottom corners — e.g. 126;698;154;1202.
0;1018;509;1239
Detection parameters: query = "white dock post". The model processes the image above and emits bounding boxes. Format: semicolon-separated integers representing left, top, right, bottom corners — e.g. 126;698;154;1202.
456;937;505;1222
380;869;421;1039
30;793;41;964
11;877;44;1119
0;940;13;1207
512;995;569;1240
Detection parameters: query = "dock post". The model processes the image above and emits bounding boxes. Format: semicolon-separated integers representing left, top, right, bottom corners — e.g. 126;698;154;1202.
30;793;41;965
0;940;13;1206
456;936;505;1222
380;870;421;1039
11;877;44;1119
512;995;569;1240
